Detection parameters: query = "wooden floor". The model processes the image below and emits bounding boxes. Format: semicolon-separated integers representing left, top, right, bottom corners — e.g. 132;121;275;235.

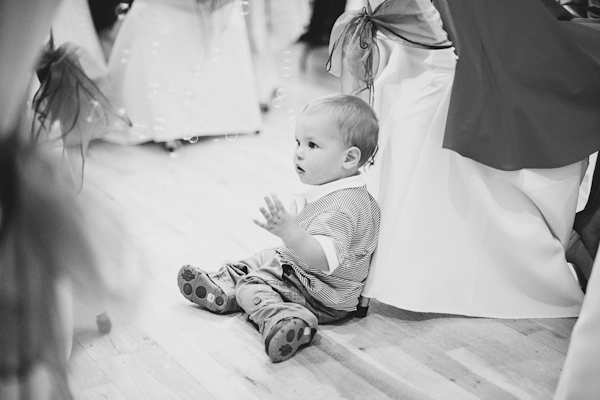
68;44;576;400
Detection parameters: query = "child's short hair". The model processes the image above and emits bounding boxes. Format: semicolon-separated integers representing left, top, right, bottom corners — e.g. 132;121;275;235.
302;94;379;167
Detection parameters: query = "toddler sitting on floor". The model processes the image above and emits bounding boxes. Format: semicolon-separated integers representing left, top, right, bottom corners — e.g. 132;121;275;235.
177;94;380;362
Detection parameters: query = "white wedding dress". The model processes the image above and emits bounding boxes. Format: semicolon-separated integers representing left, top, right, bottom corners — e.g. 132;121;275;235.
361;5;585;318
104;0;262;144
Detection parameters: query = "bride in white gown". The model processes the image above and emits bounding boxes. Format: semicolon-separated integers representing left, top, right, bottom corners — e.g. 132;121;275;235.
104;0;262;145
329;0;585;318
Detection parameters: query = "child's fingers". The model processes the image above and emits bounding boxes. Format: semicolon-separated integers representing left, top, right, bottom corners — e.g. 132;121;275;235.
272;194;286;211
264;196;278;215
259;207;271;221
253;219;267;229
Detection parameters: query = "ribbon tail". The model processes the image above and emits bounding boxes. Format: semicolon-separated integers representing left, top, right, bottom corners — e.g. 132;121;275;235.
327;9;382;105
327;11;360;77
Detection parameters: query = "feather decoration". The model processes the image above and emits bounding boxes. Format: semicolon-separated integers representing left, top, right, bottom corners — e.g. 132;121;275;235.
31;34;131;188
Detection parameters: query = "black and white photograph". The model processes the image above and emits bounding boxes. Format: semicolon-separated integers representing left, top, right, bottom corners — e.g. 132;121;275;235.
1;0;600;399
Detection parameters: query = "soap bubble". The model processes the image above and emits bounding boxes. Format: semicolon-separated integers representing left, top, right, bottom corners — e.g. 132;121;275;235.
275;88;286;98
192;65;202;77
153;117;166;131
166;80;176;93
282;51;293;62
211;48;222;62
151;42;161;56
115;3;130;19
147;83;161;99
286;109;297;120
225;130;238;142
240;0;250;15
272;98;283;108
121;49;130;64
133;123;150;138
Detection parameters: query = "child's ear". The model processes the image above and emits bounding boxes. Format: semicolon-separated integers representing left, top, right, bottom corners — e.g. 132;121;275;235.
343;146;361;169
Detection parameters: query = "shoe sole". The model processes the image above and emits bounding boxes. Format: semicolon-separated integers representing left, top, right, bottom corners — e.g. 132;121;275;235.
265;319;314;363
178;265;228;313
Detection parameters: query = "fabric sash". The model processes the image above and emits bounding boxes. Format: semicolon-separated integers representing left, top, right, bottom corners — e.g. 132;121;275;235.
326;0;452;104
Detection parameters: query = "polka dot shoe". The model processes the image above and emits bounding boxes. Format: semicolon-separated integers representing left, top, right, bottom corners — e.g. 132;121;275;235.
177;265;229;313
265;318;316;363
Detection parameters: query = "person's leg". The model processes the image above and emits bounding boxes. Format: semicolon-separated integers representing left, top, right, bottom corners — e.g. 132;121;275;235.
177;249;278;313
235;258;318;337
575;157;600;253
236;270;316;362
236;258;349;362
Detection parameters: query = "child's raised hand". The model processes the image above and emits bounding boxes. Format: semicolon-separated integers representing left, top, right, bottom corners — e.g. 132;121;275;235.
253;193;298;239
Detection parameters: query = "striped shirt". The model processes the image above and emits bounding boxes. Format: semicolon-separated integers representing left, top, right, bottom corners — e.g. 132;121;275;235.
276;174;381;311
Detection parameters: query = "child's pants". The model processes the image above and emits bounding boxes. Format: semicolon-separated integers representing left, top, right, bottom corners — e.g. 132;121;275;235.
209;249;350;341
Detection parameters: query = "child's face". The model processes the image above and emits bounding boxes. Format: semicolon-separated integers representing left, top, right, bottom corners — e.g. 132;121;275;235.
294;112;350;185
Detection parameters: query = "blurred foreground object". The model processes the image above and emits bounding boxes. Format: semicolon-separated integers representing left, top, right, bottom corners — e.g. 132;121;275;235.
0;133;133;399
1;0;137;398
555;258;600;399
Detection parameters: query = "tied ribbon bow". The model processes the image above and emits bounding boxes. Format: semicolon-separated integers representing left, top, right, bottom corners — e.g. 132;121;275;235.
326;0;452;104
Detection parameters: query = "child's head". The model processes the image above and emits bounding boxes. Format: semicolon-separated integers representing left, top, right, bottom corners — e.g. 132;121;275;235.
294;94;378;185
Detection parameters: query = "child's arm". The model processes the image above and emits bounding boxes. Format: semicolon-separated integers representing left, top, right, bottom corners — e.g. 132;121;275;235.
253;193;330;272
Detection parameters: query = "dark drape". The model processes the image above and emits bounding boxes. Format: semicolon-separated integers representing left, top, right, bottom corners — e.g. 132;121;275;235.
433;0;600;170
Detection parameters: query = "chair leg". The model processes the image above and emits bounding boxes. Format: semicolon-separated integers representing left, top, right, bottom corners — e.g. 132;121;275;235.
96;311;112;334
353;296;370;318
